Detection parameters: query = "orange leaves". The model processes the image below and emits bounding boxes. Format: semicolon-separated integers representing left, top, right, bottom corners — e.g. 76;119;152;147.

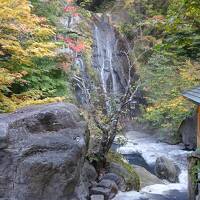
151;15;165;21
60;0;85;53
59;36;85;53
69;41;85;53
64;6;77;12
0;68;28;87
64;0;79;17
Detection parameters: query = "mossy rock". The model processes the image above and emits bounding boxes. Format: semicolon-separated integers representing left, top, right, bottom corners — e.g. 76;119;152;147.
106;151;140;191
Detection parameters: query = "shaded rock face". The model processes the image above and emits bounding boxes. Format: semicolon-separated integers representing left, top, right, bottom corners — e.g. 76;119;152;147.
0;102;89;200
178;113;197;150
92;14;133;96
108;162;139;191
155;156;180;183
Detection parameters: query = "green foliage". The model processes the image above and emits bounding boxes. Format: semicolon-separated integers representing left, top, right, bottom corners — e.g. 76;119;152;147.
30;0;63;25
118;0;200;135
190;159;200;185
138;53;198;132
0;0;72;113
107;151;140;192
12;57;70;98
77;0;115;11
162;0;200;59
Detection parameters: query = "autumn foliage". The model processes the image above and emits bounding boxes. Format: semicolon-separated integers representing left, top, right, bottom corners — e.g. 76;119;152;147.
63;0;85;52
0;0;62;112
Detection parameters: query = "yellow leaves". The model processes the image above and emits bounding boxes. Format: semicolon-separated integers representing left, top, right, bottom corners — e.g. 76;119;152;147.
0;68;27;86
0;68;15;86
0;92;16;112
144;95;194;130
11;89;65;111
0;0;56;64
0;0;34;30
16;96;65;109
124;0;135;8
27;42;56;57
34;27;56;38
0;39;27;56
0;90;65;113
180;60;200;83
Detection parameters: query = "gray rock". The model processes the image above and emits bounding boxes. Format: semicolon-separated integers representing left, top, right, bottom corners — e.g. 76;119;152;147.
83;161;98;183
97;179;118;191
178;113;197;150
101;173;126;192
108;162;139;191
92;14;131;97
133;165;166;188
90;179;118;200
155;156;180;183
0;102;89;200
0;123;8;149
90;186;117;200
91;195;104;200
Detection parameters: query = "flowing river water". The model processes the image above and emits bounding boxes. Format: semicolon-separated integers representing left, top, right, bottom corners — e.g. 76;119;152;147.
114;130;191;200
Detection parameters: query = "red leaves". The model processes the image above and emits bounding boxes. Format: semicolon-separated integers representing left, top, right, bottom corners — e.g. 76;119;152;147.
59;36;85;53
64;37;74;44
69;41;85;53
59;0;84;54
64;5;77;12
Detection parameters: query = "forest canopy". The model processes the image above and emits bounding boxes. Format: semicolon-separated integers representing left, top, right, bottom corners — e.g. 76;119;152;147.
0;0;70;112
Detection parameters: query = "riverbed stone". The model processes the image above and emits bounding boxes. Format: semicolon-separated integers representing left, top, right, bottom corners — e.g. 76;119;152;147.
91;195;104;200
101;173;126;191
90;186;117;200
97;179;118;191
133;165;166;188
0;102;89;200
155;156;180;183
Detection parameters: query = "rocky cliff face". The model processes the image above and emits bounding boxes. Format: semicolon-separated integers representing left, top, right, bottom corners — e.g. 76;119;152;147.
0;102;89;200
178;113;197;150
92;14;130;96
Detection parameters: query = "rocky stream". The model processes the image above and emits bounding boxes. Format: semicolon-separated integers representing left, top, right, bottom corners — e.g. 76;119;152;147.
114;130;190;200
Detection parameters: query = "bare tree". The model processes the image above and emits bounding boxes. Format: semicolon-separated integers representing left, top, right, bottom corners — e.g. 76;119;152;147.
72;49;141;169
71;18;156;171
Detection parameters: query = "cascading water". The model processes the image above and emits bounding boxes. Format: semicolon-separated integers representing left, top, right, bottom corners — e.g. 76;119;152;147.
113;130;190;200
93;15;128;103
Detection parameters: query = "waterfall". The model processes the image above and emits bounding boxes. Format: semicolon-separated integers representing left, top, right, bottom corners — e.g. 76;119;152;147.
93;15;126;99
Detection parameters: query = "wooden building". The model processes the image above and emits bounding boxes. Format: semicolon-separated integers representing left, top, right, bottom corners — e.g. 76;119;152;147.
183;86;200;147
183;86;200;200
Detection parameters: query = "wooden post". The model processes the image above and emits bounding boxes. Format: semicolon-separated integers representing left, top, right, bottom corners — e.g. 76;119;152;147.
188;155;197;200
198;106;200;148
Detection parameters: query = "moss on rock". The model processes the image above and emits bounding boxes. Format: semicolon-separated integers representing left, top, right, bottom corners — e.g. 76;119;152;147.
106;151;140;191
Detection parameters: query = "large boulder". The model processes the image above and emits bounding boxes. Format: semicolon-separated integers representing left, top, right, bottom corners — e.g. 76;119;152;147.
0;102;89;200
178;113;197;150
154;156;181;183
90;179;118;200
108;162;140;191
101;173;126;192
133;165;166;188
